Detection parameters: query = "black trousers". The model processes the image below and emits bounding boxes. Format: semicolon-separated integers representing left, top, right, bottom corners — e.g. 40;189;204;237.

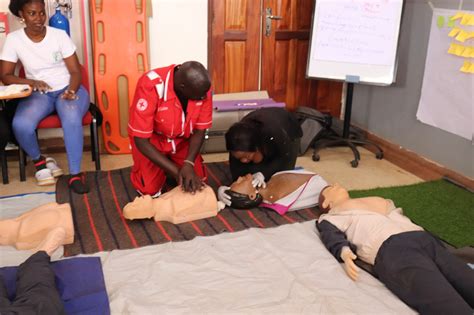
0;100;17;150
374;231;474;315
0;251;65;315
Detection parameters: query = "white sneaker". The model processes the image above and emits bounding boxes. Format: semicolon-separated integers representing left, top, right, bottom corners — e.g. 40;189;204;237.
35;168;55;186
46;157;64;177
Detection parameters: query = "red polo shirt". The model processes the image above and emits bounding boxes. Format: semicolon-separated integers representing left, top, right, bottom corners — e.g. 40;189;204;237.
128;64;213;152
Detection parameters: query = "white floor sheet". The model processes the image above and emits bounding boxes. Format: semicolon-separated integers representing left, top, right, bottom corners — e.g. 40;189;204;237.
1;194;416;314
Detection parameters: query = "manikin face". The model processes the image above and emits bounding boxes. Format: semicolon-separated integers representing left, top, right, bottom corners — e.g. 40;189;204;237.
123;195;154;219
20;1;47;33
321;183;350;210
230;174;258;200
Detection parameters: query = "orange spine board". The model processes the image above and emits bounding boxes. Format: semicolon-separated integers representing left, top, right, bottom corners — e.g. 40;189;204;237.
90;0;149;154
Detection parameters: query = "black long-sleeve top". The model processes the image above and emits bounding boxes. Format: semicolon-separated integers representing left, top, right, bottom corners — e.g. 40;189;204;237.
316;220;358;263
229;107;303;181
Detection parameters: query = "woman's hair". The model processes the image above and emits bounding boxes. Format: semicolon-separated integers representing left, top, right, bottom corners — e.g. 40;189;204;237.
226;189;263;209
9;0;45;17
225;121;261;152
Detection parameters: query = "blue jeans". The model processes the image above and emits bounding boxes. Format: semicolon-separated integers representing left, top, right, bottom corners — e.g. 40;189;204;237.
12;86;90;175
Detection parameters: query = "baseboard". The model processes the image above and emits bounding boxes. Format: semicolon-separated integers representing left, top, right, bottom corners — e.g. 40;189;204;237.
364;131;474;191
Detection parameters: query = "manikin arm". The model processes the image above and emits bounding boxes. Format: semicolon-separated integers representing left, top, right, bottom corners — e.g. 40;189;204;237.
317;220;360;281
316;220;357;263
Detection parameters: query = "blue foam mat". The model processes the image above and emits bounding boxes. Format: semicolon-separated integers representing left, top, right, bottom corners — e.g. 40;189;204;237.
0;256;110;315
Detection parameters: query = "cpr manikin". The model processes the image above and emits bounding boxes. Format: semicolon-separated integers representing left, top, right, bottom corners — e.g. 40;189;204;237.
0;200;69;315
219;170;328;214
317;184;474;315
123;185;225;224
0;202;74;252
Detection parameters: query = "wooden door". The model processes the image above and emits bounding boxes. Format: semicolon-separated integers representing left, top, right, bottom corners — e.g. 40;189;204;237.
209;0;342;116
209;0;260;93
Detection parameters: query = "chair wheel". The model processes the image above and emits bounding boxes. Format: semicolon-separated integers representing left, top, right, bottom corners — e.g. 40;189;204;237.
351;160;359;168
376;152;384;159
312;154;320;162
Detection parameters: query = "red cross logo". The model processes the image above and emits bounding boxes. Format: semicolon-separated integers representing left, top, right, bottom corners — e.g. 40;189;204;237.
136;98;148;111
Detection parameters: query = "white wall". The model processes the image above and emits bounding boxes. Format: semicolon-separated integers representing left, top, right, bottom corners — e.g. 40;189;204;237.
149;0;208;68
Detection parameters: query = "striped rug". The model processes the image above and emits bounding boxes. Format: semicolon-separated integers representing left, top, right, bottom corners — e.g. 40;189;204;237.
55;162;321;256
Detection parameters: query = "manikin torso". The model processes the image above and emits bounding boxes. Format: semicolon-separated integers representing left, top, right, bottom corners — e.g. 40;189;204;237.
123;185;225;224
0;202;74;250
230;172;315;203
330;197;392;215
259;173;314;202
319;184;423;265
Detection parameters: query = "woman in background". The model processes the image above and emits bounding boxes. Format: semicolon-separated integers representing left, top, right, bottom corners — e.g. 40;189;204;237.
0;0;90;193
225;107;302;182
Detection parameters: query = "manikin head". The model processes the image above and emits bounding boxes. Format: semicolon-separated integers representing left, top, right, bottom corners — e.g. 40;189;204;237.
10;0;46;33
225;121;264;164
318;183;350;212
226;174;263;209
123;194;155;219
173;61;211;101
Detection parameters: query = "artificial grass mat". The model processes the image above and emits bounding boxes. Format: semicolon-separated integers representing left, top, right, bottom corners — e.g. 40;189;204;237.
349;179;474;248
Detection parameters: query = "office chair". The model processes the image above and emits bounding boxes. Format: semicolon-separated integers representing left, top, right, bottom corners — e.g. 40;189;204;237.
295;106;383;168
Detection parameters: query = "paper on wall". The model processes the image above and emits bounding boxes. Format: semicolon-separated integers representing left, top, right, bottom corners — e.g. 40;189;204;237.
417;8;473;141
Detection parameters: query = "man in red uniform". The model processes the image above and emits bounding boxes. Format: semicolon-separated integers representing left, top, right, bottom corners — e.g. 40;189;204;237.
128;61;212;196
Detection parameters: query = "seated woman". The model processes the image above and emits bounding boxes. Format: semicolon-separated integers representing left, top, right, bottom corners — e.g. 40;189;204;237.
0;202;74;251
0;0;90;193
123;185;225;224
225;107;303;182
218;169;328;215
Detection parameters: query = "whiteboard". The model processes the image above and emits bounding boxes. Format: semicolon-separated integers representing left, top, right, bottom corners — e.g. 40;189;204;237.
307;0;404;85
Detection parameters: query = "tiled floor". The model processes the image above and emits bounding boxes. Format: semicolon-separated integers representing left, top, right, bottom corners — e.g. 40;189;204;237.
1;146;422;197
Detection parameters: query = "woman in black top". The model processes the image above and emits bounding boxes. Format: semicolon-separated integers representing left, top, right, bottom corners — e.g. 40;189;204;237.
225;107;302;181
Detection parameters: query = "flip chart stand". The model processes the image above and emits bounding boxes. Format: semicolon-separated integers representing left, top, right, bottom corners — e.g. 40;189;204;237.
310;75;384;168
336;75;384;167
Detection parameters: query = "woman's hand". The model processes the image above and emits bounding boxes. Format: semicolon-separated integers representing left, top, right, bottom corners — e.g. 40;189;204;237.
178;163;204;193
30;80;51;93
251;172;266;188
61;89;78;100
217;186;232;206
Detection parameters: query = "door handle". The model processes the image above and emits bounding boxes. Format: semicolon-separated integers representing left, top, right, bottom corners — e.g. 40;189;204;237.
265;8;282;37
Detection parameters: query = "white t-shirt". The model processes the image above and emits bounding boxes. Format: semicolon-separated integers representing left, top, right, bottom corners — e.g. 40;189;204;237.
0;26;76;91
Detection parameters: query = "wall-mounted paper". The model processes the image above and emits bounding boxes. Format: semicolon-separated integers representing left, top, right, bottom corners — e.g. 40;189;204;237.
417;9;473;141
451;12;474;26
437;16;445;28
460;60;474;73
